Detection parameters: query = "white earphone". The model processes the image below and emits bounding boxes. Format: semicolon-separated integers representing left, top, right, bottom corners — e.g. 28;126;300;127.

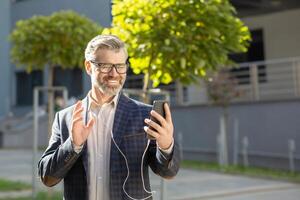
110;131;155;200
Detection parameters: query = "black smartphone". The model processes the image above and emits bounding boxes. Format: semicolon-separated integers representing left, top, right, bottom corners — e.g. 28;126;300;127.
147;100;168;140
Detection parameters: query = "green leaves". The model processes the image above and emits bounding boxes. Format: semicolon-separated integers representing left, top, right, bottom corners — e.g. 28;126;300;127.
10;10;103;71
106;0;251;88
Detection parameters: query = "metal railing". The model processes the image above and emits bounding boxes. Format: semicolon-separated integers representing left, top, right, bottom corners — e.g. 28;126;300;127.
125;57;300;105
230;57;300;102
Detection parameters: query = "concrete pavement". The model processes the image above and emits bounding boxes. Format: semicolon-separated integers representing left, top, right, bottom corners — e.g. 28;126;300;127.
0;149;299;200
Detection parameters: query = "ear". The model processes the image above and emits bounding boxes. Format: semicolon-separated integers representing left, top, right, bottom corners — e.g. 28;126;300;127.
85;60;92;75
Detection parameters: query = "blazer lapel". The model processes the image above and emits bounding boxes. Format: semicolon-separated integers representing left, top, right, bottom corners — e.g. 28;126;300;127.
112;93;131;146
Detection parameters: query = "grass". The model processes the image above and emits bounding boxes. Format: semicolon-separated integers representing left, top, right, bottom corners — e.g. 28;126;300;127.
0;179;62;200
0;192;62;200
181;160;300;183
0;179;31;192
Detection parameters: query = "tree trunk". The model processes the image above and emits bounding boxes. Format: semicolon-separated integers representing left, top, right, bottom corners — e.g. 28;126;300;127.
219;106;229;167
141;52;154;104
223;107;229;165
142;72;150;103
47;66;55;140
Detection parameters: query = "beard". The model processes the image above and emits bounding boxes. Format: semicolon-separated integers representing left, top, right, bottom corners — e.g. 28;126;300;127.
92;75;125;96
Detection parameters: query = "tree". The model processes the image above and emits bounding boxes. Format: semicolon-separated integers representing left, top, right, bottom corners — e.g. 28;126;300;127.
104;0;251;95
206;70;242;166
206;70;242;108
10;10;102;136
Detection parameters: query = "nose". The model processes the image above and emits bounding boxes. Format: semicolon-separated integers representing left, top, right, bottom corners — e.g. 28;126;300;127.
108;66;118;76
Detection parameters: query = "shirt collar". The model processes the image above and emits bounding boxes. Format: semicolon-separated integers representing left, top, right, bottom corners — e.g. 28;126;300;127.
87;91;119;111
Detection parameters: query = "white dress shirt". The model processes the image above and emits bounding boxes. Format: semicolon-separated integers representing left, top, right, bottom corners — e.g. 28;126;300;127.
86;92;118;200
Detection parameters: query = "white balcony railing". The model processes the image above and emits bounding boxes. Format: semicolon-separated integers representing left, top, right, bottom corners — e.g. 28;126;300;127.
124;57;300;105
231;57;300;102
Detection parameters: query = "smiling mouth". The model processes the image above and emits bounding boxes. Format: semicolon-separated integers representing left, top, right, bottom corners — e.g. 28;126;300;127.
107;80;119;84
105;80;122;87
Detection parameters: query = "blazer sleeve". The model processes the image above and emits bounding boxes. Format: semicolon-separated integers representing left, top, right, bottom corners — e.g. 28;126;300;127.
147;134;181;179
38;111;81;187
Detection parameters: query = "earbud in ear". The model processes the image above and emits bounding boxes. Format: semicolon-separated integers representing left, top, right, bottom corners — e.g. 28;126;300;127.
126;57;131;67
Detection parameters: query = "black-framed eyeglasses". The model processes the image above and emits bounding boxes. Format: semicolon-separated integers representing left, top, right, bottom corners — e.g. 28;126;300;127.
90;61;128;74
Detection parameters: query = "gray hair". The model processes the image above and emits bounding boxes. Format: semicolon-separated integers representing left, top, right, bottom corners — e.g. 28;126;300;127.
84;35;128;61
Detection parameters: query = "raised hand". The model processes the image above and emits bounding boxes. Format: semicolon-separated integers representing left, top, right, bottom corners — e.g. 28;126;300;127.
71;101;95;146
144;103;174;150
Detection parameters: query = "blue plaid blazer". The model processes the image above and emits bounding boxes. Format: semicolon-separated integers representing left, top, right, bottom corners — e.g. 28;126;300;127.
38;93;181;200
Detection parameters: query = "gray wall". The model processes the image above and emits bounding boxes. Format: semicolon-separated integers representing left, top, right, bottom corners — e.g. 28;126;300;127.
0;0;11;118
173;100;300;171
3;97;300;171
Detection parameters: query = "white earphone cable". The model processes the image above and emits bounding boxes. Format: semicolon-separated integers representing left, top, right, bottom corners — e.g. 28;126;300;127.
110;131;155;200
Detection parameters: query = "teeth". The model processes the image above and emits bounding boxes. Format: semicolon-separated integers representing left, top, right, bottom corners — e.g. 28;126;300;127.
108;80;118;84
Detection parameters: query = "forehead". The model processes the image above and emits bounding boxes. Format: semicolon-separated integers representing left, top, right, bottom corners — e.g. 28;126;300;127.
95;48;127;63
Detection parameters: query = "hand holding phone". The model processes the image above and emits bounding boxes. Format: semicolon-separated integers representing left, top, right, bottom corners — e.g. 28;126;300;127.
147;100;168;140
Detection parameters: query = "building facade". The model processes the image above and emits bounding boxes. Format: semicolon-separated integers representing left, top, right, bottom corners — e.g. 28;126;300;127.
186;7;300;105
0;0;111;118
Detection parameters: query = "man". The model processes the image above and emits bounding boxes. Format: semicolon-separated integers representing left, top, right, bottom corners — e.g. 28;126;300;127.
38;35;180;200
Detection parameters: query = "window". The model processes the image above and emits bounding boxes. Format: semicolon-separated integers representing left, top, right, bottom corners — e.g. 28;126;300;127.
16;70;43;106
230;29;267;84
54;67;83;98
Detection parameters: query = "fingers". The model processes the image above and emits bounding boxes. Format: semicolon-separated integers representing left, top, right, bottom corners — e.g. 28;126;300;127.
73;107;84;118
73;101;83;117
73;101;82;113
144;126;160;139
73;116;83;124
144;118;162;132
149;103;173;128
81;117;95;139
150;110;166;127
86;115;95;129
71;101;84;127
164;103;172;123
